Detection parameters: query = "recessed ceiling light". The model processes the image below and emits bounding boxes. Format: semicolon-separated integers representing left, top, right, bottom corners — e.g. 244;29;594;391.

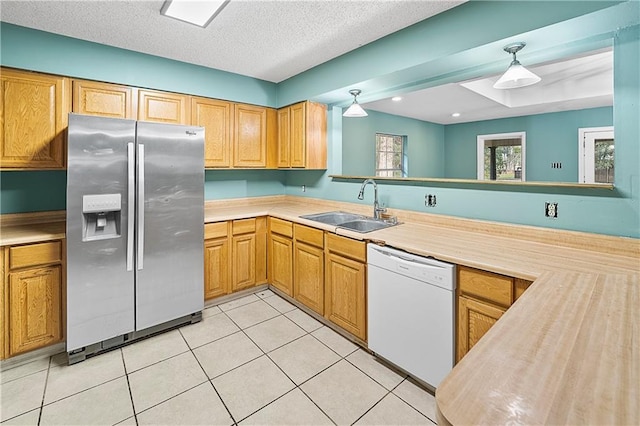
392;96;403;102
451;112;461;117
160;0;229;28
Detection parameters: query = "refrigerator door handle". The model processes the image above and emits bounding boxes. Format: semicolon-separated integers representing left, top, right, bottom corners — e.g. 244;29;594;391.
137;144;145;270
126;142;135;271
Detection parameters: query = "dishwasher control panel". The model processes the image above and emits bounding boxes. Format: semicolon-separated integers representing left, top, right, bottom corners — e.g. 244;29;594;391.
367;244;455;291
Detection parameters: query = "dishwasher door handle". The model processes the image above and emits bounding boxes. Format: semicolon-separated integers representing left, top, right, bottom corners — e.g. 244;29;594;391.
380;250;448;270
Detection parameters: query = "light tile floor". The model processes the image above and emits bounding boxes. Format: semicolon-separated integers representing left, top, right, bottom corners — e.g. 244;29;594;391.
0;291;437;425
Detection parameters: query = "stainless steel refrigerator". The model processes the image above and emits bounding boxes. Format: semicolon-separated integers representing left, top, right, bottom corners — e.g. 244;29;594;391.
66;113;204;363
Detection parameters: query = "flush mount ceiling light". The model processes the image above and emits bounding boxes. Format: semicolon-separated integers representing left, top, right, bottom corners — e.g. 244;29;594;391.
343;89;368;117
493;42;542;89
451;112;461;117
160;0;230;28
392;96;403;102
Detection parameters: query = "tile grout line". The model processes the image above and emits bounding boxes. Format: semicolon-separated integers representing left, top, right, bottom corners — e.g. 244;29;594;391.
121;349;139;425
179;319;238;426
37;355;52;425
232;309;340;425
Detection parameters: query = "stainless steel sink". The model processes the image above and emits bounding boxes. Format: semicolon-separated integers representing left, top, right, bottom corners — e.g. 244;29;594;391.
300;211;398;233
338;219;394;233
299;211;364;225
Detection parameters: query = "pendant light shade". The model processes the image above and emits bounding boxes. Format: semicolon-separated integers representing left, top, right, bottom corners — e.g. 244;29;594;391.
343;89;368;117
493;42;541;89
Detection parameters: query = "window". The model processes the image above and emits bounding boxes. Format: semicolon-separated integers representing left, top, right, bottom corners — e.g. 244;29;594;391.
477;132;526;181
375;133;406;177
579;127;614;184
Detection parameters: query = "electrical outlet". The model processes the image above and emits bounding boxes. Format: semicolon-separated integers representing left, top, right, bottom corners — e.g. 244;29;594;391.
425;194;437;207
545;202;558;218
301;185;306;192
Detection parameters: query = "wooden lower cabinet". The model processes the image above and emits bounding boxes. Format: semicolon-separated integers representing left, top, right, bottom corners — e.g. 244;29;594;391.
324;252;366;340
8;266;62;357
232;233;257;291
232;217;267;292
2;241;64;359
269;233;293;296
456;266;532;362
204;236;231;300
293;241;324;315
457;296;505;362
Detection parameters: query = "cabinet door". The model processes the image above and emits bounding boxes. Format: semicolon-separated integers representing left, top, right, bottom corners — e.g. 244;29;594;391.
269;234;293;296
232;234;256;291
457;296;505;362
1;69;69;169
294;241;324;315
233;104;267;167
205;237;231;300
290;102;306;167
277;107;290;167
325;253;366;340
138;89;189;124
8;266;62;356
192;97;232;168
72;80;135;119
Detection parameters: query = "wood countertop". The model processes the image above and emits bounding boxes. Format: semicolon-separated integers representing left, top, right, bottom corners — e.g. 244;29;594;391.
0;221;65;246
2;197;638;424
436;271;639;425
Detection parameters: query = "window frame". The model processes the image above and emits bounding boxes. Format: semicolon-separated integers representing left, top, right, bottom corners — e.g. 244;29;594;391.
476;132;526;181
374;133;407;178
578;126;614;184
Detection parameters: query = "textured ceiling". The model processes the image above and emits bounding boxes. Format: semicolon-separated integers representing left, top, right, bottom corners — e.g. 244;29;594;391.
0;0;465;83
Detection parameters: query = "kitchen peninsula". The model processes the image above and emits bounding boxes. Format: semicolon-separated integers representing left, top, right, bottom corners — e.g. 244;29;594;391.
2;195;638;426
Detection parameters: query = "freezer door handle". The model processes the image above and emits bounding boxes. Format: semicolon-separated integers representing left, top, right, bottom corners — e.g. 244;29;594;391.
137;144;145;270
126;142;135;271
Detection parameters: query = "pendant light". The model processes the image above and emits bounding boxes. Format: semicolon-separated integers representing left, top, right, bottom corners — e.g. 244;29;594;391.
493;42;541;89
343;89;368;117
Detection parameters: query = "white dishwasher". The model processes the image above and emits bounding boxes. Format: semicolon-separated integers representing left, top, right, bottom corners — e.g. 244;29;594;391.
367;244;456;389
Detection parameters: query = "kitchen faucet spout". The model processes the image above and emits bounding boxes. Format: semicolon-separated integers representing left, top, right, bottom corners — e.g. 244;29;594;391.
358;178;386;219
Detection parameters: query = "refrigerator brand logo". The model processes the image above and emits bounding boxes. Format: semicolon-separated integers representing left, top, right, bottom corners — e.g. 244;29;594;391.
186;131;197;136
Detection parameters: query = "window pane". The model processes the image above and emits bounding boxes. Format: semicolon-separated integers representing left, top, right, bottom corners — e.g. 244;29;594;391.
594;138;614;183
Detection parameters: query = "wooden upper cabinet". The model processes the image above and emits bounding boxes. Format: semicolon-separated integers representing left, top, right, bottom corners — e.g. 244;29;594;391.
72;80;136;119
233;103;268;167
277;107;291;167
1;68;70;169
277;101;327;169
289;102;306;167
192;97;233;168
138;89;189;125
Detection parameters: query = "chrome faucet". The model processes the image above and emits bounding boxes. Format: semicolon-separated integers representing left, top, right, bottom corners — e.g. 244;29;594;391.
358;178;386;219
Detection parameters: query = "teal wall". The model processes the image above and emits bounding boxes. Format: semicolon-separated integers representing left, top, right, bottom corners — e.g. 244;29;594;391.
0;170;285;214
444;107;613;181
0;172;67;213
342;110;444;177
0;23;277;107
281;3;639;239
1;2;639;238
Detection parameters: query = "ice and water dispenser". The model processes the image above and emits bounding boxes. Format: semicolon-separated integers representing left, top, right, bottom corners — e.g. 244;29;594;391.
82;194;122;241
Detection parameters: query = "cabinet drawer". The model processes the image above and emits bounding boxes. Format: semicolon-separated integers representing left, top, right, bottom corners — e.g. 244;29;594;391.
325;233;366;263
269;217;293;238
294;224;324;248
459;266;513;307
205;222;228;239
9;241;62;270
232;218;256;235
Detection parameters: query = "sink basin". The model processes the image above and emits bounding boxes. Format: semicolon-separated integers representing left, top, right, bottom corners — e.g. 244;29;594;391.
338;219;394;233
299;211;364;225
300;211;398;233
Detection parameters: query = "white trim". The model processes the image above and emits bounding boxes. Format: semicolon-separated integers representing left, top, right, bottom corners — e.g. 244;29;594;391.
578;126;614;183
476;132;526;181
